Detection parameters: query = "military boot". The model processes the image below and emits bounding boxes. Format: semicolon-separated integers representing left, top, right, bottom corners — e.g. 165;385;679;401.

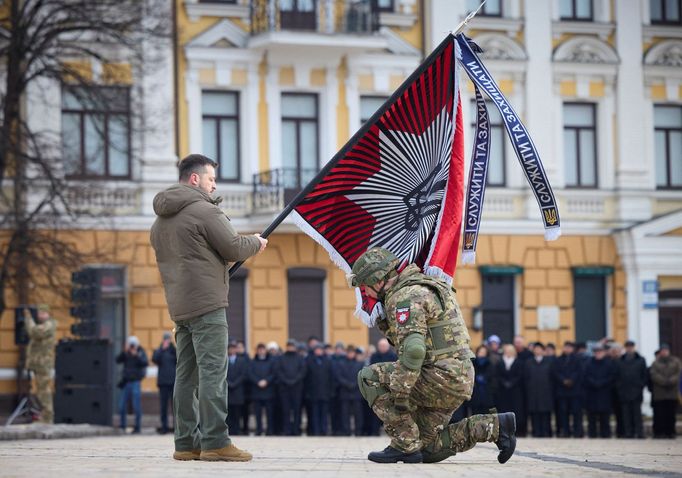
173;449;201;461
200;443;253;462
368;446;423;464
495;412;516;464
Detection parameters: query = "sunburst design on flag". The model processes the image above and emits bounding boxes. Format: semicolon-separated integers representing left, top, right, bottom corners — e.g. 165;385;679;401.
290;37;465;324
347;108;453;264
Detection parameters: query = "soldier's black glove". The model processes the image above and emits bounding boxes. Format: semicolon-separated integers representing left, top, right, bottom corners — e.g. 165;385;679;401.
394;396;409;412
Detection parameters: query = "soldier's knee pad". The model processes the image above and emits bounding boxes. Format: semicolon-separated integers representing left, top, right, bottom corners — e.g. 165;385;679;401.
357;367;387;407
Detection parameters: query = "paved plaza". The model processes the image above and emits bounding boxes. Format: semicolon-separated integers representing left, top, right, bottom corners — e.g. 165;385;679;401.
0;428;681;477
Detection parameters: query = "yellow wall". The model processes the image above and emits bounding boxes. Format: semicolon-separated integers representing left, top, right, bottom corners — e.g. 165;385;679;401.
0;231;630;396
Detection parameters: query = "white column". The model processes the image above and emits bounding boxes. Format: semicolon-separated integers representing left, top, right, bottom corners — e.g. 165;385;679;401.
185;69;202;155
140;22;176;184
243;63;260;181
324;64;339;162
614;0;648;191
426;0;467;51
524;0;556;179
266;65;281;170
346;71;360;141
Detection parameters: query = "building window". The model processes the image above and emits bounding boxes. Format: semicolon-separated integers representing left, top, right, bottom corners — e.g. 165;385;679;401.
559;0;593;21
573;274;607;343
467;0;502;16
61;86;131;179
202;91;240;182
281;93;319;188
287;268;326;343
654;105;682;189
360;95;388;124
651;0;682;24
372;0;395;12
481;273;515;344
470;99;506;187
280;0;317;30
563;103;597;188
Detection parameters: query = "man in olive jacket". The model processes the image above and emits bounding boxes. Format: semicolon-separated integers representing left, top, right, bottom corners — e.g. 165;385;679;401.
151;154;266;462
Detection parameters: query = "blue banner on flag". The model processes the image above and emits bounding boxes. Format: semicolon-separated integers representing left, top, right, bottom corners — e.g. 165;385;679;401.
456;34;561;257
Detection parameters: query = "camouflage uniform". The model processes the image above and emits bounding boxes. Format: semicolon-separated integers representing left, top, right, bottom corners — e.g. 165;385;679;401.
360;264;499;454
25;310;57;423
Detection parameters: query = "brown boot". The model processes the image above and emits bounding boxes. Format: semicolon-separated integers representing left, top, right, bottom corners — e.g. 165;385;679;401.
173;449;201;461
200;443;253;462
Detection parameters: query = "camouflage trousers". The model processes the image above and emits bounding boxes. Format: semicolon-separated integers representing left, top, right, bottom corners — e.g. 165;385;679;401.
32;368;53;423
366;358;498;453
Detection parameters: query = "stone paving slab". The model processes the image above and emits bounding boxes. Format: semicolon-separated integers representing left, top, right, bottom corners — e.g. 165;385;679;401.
0;423;123;441
0;434;680;477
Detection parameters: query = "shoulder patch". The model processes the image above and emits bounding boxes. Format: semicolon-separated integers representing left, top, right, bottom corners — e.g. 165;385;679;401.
396;301;411;325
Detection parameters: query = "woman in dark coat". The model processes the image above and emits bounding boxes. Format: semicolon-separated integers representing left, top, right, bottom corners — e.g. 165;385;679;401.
470;345;496;414
495;344;526;434
584;345;616;438
524;342;554;437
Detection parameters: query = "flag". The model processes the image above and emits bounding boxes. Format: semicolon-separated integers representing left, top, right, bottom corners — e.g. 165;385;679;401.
291;35;465;324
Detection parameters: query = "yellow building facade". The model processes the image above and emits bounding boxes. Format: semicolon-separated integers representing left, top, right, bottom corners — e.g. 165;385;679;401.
1;0;681;403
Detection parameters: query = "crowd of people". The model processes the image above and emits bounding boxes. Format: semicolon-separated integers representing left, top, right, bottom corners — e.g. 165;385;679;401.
124;332;681;439
454;335;681;439
224;336;397;437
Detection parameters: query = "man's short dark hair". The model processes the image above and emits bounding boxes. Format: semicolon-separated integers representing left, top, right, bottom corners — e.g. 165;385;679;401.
178;154;218;182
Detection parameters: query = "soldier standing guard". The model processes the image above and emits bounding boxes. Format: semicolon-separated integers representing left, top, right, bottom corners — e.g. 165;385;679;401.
348;248;516;464
24;304;57;423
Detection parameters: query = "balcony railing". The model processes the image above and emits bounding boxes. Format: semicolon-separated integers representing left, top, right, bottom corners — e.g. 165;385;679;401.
250;0;379;35
252;167;319;213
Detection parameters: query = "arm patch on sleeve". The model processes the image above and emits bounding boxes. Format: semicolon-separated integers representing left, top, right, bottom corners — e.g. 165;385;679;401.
395;300;411;325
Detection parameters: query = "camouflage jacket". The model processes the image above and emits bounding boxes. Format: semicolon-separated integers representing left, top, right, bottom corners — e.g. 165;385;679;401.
26;315;57;371
377;264;474;399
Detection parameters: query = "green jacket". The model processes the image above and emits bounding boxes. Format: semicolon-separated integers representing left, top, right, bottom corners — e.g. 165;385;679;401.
150;184;261;321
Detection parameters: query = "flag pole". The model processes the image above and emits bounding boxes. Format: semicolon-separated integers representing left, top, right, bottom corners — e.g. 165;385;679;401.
452;0;487;36
229;1;487;277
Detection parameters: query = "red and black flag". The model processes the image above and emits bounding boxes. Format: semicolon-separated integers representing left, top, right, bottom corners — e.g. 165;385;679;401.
291;35;465;323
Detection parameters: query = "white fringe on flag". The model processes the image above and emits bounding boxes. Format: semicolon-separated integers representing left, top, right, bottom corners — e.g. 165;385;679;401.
423;265;454;285
544;227;561;242
291;210;351;274
461;250;476;265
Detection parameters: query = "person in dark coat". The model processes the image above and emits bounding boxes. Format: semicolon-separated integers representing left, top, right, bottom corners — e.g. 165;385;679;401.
275;339;307;435
616;340;647;439
116;336;148;433
227;342;249;435
470;345;496;414
513;335;533;436
152;332;177;434
494;344;525;428
513;335;534;362
584;344;616;438
333;345;365;436
305;344;333;436
366;338;398;435
249;343;275;435
552;341;583;438
329;341;346;435
236;340;251;434
524;342;553;437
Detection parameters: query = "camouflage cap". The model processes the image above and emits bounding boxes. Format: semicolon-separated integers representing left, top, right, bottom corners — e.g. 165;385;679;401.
37;304;50;312
347;248;399;288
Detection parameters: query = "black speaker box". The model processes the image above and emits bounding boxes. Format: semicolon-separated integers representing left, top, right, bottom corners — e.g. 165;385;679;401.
56;340;112;386
54;384;113;426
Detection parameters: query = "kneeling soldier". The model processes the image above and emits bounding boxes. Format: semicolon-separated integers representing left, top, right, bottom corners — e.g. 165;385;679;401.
349;248;516;464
